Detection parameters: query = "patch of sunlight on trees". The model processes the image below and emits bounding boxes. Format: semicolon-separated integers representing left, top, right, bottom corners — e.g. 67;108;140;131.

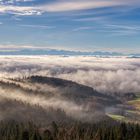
106;114;125;121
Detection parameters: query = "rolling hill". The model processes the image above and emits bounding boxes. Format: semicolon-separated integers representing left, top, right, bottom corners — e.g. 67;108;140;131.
0;76;118;124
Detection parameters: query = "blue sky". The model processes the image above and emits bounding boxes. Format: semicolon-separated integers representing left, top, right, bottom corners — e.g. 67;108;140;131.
0;0;140;54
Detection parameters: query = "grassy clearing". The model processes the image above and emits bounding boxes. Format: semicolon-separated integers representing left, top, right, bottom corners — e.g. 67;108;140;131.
126;110;139;114
127;93;140;110
128;98;140;103
107;94;140;123
135;93;140;98
128;97;140;110
106;114;125;121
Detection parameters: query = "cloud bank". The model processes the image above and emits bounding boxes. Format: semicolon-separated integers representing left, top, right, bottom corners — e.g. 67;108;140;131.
0;56;140;94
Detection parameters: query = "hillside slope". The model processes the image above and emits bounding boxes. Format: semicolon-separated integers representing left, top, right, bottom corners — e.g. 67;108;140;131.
0;76;118;124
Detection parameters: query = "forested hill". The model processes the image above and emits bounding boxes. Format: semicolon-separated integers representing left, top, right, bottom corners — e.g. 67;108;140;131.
0;76;140;140
0;76;118;124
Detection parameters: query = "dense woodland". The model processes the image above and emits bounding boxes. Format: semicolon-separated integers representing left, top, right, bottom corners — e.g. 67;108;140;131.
0;121;140;140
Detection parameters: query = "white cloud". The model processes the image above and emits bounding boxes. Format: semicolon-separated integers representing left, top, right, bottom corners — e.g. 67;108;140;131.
72;26;93;32
0;44;63;51
106;24;140;31
0;44;39;50
40;0;121;12
0;5;41;15
19;24;55;29
0;0;139;15
0;0;34;4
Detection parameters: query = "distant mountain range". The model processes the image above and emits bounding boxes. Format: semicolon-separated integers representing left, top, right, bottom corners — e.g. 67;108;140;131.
0;48;139;57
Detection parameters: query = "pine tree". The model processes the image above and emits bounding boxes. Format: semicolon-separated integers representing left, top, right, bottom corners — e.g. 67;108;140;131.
43;129;53;140
21;130;29;140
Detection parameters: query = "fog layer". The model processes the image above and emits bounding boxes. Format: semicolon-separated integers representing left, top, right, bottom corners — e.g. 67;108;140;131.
0;56;140;94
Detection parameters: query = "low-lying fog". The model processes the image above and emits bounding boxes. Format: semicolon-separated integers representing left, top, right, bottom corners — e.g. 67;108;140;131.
0;55;139;123
0;56;139;94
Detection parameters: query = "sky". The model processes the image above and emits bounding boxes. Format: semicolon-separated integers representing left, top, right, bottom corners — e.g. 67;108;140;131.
0;0;140;54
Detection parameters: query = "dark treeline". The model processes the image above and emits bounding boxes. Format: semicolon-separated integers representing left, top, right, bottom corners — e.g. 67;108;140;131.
0;121;140;140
